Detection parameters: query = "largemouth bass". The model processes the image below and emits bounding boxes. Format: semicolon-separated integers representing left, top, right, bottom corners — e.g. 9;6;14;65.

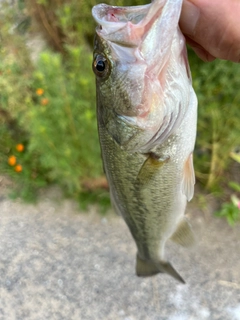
92;0;198;283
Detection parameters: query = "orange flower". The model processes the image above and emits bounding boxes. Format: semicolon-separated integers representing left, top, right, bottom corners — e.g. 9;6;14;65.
41;98;49;106
36;88;44;96
8;155;17;166
16;144;24;152
14;164;22;172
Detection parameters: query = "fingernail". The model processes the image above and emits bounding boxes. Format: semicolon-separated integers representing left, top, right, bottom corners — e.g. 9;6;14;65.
180;0;200;36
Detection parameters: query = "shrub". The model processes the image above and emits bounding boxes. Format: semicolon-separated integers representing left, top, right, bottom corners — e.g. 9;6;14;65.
215;151;240;225
189;50;240;190
0;4;47;200
0;43;103;199
28;47;102;195
26;0;150;51
0;3;103;201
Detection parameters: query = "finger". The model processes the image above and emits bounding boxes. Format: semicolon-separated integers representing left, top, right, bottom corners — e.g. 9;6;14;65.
184;36;216;62
180;0;240;62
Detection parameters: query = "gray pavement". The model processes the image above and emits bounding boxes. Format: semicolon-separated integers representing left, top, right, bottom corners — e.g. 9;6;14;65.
0;182;240;320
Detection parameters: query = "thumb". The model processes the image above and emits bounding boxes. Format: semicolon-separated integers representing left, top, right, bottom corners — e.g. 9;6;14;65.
180;0;240;62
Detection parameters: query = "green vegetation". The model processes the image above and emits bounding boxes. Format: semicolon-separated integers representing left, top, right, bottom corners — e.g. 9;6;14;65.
215;151;240;225
0;1;240;221
189;50;240;190
1;2;102;201
25;0;149;50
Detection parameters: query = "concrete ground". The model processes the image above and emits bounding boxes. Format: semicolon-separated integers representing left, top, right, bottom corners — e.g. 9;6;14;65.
0;178;240;320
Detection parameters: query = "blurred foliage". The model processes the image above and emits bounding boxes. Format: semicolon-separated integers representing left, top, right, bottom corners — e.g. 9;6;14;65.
189;50;240;190
215;201;240;226
0;1;102;201
215;151;240;225
0;0;239;207
0;2;46;201
25;0;149;51
29;47;102;195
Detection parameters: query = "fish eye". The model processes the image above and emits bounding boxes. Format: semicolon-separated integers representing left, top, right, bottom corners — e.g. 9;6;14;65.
93;54;109;78
96;60;105;72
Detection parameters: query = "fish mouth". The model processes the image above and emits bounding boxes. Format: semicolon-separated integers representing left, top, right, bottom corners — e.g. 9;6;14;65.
92;0;183;57
92;3;151;32
92;1;166;47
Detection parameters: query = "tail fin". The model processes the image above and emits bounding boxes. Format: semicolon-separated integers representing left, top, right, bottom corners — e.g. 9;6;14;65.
136;255;185;284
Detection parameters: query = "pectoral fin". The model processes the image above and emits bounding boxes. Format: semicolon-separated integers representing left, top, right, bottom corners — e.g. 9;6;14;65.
137;153;169;184
170;218;196;248
182;153;195;201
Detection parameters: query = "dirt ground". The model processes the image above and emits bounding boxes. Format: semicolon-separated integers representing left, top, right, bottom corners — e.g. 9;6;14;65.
0;175;240;320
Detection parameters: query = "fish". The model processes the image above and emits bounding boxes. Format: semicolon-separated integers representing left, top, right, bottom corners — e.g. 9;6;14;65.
92;0;198;283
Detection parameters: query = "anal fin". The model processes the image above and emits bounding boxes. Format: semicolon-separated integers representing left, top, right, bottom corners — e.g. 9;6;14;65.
182;153;195;201
170;218;196;248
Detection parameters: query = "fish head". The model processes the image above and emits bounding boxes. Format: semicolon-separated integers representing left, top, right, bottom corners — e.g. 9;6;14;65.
92;0;190;152
92;9;150;118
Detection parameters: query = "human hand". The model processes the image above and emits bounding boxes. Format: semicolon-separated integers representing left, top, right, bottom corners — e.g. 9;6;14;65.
180;0;240;62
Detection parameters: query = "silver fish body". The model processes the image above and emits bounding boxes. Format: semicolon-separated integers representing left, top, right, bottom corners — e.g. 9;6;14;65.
92;0;198;283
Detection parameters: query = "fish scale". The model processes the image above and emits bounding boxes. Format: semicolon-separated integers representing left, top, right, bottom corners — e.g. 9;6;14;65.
92;0;198;283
